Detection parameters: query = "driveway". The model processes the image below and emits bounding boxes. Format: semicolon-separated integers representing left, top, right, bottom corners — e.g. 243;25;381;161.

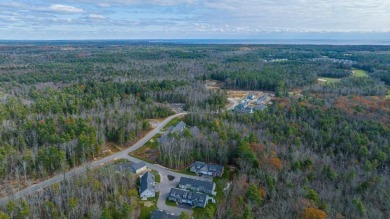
122;154;211;215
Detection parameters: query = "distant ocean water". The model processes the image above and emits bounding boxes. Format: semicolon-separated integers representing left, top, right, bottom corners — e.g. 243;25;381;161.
147;39;390;45
1;39;390;45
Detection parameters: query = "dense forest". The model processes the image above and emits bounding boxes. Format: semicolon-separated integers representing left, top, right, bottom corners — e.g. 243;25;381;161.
0;42;389;218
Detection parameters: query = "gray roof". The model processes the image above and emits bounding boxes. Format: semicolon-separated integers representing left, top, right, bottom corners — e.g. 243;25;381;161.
130;162;146;172
255;103;267;110
169;188;207;206
140;172;155;194
247;94;255;100
179;177;215;191
257;95;268;104
150;210;178;219
208;164;224;173
191;161;224;174
171;121;186;133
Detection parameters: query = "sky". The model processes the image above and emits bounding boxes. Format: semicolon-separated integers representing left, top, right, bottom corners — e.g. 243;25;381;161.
1;0;390;40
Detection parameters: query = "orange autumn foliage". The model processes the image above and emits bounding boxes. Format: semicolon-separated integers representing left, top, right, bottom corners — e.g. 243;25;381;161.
334;95;390;124
268;157;283;170
303;208;327;219
250;143;265;155
259;187;266;199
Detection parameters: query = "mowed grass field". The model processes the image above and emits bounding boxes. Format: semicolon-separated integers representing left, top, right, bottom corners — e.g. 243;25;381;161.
318;77;341;83
352;69;368;77
318;69;368;84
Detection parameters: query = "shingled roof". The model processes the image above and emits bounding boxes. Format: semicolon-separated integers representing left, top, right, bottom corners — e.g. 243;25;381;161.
179;177;215;192
140;172;155;194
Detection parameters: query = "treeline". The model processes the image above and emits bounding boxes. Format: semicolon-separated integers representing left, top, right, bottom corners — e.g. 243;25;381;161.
161;93;389;218
309;77;387;96
0;77;226;196
210;62;318;94
0;163;141;219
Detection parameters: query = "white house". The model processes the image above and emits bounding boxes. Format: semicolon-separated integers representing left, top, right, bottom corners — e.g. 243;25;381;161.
139;172;155;200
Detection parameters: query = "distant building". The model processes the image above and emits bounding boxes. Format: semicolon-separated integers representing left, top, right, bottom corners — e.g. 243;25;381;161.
130;162;148;174
167;121;186;134
168;188;208;208
247;94;255;100
190;161;224;177
150;210;179;219
159;121;187;143
257;95;268;104
235;103;247;111
254;103;267;111
139;172;156;200
244;107;254;114
179;177;216;195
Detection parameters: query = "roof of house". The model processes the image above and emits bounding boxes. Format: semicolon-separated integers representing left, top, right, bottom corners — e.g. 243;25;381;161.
255;103;267;110
130;162;147;172
169;188;207;207
150;210;179;219
171;121;186;133
140;172;155;194
208;164;224;173
247;94;255;99
179;177;215;191
191;161;224;174
257;95;268;103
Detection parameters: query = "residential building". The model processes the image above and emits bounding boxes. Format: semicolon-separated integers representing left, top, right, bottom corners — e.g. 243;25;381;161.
159;121;187;143
257;95;268;104
254;103;267;110
247;94;255;100
171;121;186;133
150;210;178;219
190;161;224;177
130;161;147;174
168;188;208;208
179;177;216;195
139;172;155;200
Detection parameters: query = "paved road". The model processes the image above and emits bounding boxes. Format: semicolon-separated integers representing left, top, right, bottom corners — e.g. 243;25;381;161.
0;112;187;206
227;98;239;110
121;154;211;215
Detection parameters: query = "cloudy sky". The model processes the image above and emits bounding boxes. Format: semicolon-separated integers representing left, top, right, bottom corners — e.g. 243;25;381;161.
1;0;390;40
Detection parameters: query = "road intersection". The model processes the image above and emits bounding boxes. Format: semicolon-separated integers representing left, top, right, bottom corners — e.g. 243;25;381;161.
0;112;199;215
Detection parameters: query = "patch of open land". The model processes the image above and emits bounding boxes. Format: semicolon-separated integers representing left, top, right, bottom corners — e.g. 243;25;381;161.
352;69;368;77
317;77;341;83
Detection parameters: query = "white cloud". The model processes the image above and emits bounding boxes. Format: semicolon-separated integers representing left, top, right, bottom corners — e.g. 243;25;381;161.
88;14;106;19
49;4;83;13
66;0;196;6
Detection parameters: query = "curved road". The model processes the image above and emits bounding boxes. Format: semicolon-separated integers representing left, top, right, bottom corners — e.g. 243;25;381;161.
227;98;239;110
0;112;187;206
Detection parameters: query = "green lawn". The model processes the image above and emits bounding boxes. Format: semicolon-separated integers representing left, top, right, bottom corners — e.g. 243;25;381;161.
139;192;159;219
161;117;182;131
151;170;161;183
193;167;231;218
352;69;368;77
386;90;390;100
129;134;161;163
318;77;341;83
